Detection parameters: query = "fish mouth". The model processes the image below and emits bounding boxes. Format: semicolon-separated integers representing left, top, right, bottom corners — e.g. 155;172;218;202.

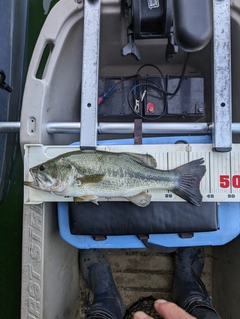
24;180;38;188
24;171;62;192
24;171;45;189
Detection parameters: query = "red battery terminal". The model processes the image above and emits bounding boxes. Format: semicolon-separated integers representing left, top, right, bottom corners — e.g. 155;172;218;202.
146;101;155;113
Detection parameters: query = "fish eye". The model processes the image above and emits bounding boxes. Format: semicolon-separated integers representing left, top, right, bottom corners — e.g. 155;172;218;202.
39;164;45;171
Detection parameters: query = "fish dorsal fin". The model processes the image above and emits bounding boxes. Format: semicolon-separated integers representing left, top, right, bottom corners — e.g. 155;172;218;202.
124;152;157;168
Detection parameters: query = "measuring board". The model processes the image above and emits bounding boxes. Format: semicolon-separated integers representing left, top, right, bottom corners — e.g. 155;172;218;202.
24;144;240;204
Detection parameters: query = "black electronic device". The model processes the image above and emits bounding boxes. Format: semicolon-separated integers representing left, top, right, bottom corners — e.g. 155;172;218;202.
132;0;173;39
122;0;212;61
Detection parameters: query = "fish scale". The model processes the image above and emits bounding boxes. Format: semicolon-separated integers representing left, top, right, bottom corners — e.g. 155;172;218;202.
58;151;172;186
60;151;177;197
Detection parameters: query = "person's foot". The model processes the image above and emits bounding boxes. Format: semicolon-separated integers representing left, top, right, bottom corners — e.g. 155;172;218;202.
79;249;125;319
172;247;210;312
174;246;204;281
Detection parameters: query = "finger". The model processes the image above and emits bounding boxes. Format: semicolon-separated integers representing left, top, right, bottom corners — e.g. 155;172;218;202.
133;311;154;319
154;300;197;319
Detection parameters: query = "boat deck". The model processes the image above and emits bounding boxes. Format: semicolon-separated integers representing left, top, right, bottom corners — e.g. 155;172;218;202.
76;247;213;319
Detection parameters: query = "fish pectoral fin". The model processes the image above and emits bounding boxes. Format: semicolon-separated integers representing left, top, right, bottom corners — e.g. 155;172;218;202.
74;195;99;205
127;191;152;207
77;174;104;185
125;153;157;168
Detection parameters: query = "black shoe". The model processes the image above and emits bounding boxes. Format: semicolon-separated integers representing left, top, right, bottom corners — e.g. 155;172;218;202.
79;249;125;319
172;247;218;315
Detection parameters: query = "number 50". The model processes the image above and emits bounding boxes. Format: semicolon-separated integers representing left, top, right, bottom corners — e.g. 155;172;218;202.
220;175;240;188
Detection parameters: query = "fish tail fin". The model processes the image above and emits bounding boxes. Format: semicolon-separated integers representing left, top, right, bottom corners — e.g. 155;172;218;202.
172;158;206;206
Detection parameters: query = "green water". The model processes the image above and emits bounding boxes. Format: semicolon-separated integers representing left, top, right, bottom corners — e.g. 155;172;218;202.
0;148;23;318
0;1;58;318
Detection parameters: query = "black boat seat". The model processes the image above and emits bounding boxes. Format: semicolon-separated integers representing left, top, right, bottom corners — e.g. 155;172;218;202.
69;202;218;238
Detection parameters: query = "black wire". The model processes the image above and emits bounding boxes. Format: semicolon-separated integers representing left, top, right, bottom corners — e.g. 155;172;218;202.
136;64;165;83
136;64;166;92
145;78;164;91
127;82;166;121
135;53;190;97
127;53;190;120
166;53;190;97
134;54;190;96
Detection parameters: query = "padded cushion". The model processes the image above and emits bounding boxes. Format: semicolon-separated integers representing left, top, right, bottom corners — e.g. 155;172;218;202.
69;202;218;236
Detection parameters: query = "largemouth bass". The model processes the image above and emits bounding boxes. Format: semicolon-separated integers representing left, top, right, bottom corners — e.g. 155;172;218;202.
24;150;206;207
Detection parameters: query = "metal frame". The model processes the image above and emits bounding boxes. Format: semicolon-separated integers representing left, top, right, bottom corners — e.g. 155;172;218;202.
80;0;101;149
0;0;234;152
2;122;240;135
212;0;232;151
0;2;234;150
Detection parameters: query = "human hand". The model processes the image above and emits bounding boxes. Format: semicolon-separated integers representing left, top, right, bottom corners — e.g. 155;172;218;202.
134;299;196;319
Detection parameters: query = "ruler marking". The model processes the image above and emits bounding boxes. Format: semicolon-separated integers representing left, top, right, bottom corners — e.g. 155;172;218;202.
229;151;232;194
208;152;212;194
167;152;169;194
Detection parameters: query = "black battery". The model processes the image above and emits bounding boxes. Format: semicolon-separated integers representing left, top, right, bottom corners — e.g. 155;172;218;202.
166;76;204;116
97;76;204;120
98;78;144;119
